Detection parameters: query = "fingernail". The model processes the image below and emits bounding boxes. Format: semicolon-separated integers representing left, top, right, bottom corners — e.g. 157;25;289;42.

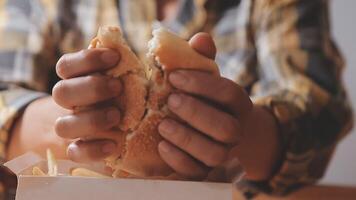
169;71;188;87
108;79;121;93
168;94;182;109
159;142;172;153
159;120;175;135
102;142;116;154
101;50;119;66
107;109;120;124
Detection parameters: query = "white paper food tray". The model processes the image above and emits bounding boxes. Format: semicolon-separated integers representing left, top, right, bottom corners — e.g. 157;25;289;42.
4;153;237;200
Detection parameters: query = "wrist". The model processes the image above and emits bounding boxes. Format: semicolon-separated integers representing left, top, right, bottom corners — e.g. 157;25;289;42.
7;96;70;160
237;105;282;181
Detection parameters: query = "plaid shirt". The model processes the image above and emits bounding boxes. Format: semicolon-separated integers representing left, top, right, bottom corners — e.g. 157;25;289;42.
0;0;353;198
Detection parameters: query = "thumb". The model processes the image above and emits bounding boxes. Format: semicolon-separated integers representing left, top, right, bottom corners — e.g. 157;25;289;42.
189;32;217;60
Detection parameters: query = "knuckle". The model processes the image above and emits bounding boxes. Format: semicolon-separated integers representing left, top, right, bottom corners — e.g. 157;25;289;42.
85;76;106;99
220;79;240;102
81;49;100;65
203;158;219;167
218;78;232;91
183;96;199;120
219;117;240;143
185;73;198;88
85;75;101;86
80;49;94;60
219;78;252;113
187;72;209;93
177;130;193;149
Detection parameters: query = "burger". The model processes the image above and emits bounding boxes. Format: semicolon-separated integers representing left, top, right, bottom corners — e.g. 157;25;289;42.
88;26;220;179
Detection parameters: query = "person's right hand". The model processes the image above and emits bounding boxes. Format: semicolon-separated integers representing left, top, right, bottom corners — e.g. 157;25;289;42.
52;48;122;163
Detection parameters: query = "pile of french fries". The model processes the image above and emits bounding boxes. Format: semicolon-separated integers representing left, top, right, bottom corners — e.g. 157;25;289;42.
32;149;109;178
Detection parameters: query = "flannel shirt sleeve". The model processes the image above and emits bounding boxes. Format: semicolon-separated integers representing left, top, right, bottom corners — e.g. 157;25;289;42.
0;0;60;165
236;0;353;196
0;86;47;164
0;0;59;197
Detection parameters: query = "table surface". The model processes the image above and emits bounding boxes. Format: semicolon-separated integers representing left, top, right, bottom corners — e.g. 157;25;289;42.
233;185;356;200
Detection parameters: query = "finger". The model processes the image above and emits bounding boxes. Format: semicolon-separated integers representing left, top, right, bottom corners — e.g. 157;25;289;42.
159;119;228;167
189;32;216;59
52;75;122;109
168;93;241;144
158;141;208;180
56;48;120;79
55;107;120;139
67;139;117;163
169;70;253;115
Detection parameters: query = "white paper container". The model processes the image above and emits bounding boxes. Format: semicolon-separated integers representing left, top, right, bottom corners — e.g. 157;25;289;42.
4;153;235;200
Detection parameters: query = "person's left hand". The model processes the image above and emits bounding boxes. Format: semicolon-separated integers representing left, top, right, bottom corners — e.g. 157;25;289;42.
158;69;252;180
157;33;281;182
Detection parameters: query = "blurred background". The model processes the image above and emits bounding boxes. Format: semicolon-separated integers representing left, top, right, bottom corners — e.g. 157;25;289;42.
321;0;356;186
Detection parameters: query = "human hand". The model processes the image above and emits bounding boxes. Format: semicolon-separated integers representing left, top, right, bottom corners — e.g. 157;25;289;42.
52;48;122;162
157;33;281;181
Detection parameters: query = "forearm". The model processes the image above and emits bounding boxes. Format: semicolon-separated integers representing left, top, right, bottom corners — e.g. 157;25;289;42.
237;105;282;181
7;96;70;160
239;0;352;196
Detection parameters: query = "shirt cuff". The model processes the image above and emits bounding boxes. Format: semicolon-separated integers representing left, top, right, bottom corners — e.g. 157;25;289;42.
235;92;352;197
0;85;47;164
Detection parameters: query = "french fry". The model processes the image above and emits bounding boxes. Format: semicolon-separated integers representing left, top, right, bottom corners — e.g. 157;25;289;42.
71;168;110;178
32;166;46;176
31;149;110;178
46;149;58;176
